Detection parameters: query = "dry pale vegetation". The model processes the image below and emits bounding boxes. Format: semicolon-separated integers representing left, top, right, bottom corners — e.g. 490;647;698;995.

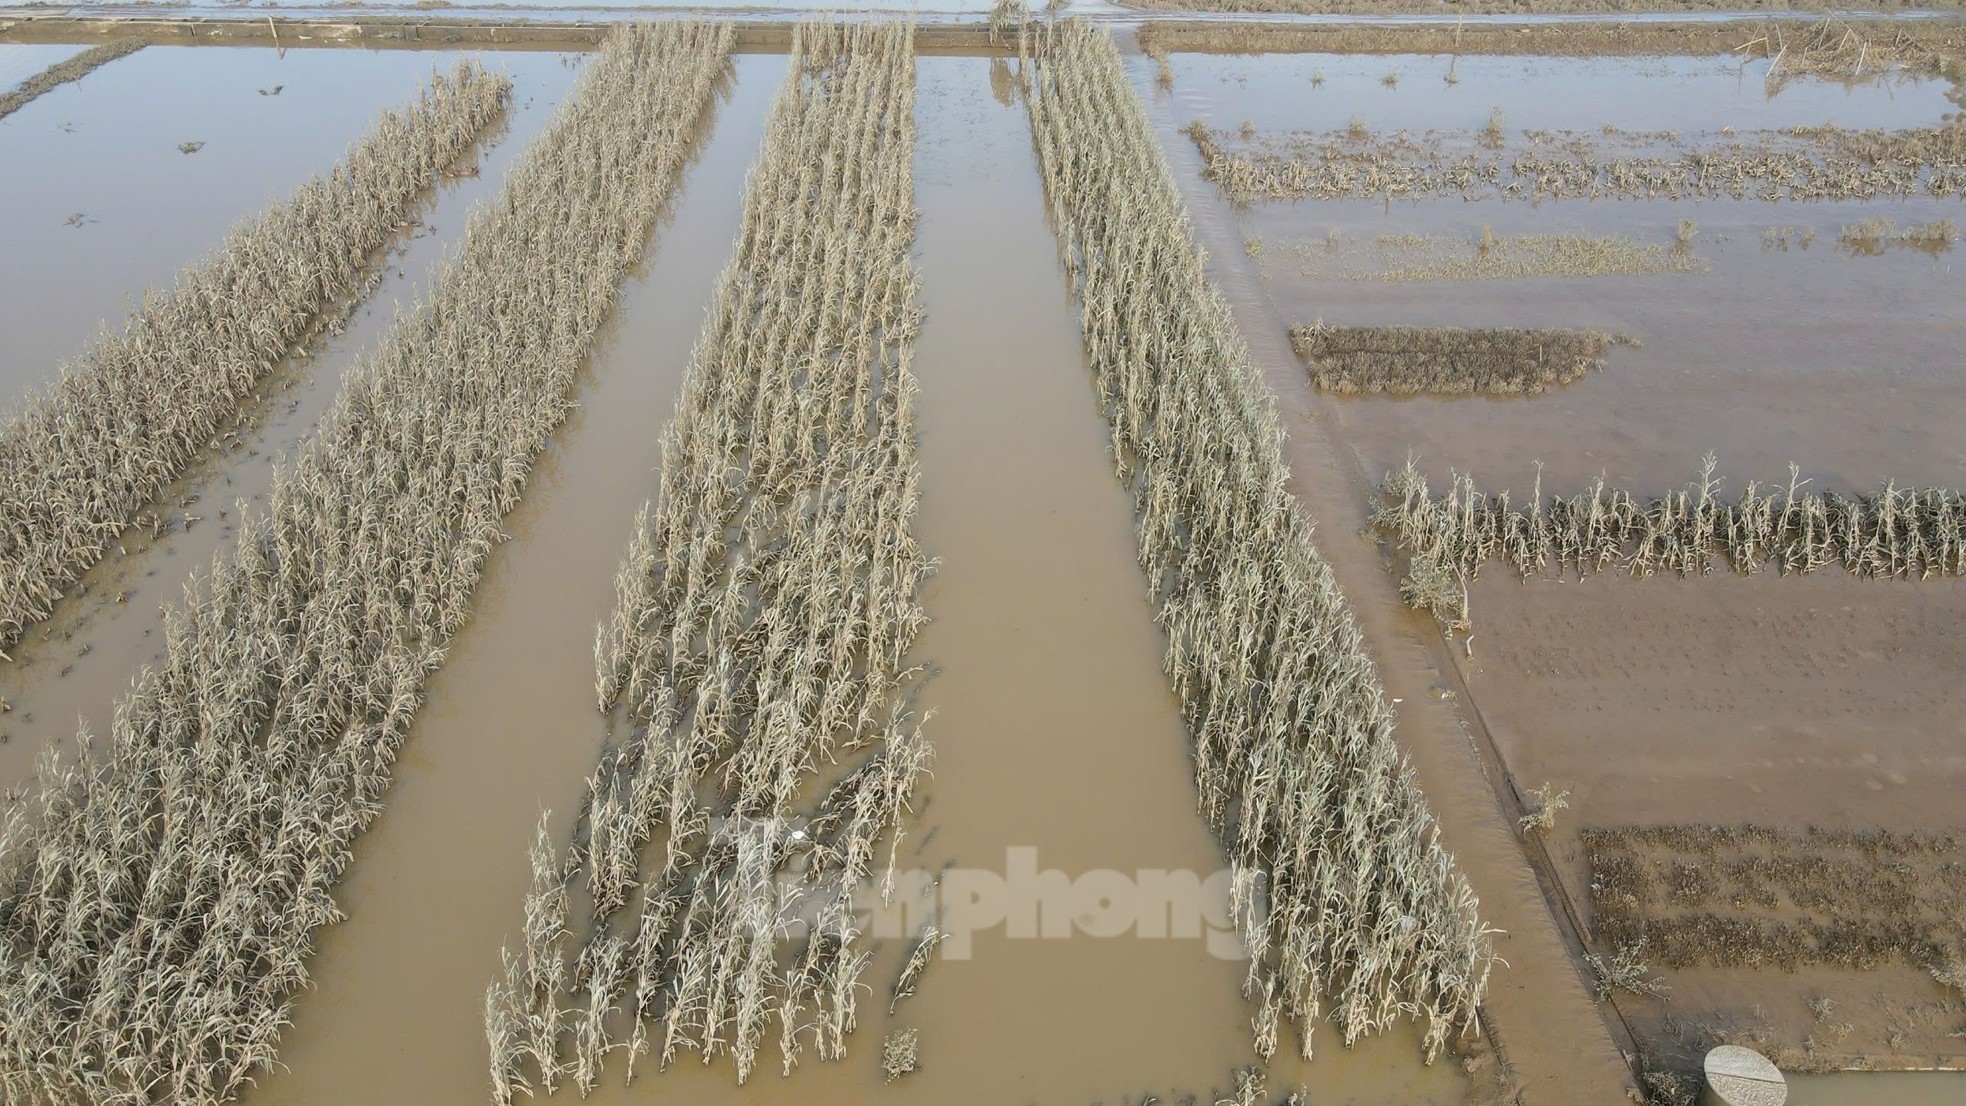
484;20;926;1099
1199;123;1966;203
1125;0;1966;15
1585;825;1966;973
1272;229;1710;281
0;38;146;120
0;62;510;657
1290;324;1634;395
1027;20;1492;1063
1374;458;1966;622
1838;214;1960;253
0;23;732;1105
1137;14;1966;74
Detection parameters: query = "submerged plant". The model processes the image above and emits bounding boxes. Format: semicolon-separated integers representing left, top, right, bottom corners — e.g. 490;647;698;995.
1026;19;1493;1064
0;23;732;1106
491;19;930;1094
0;61;511;655
1374;457;1966;621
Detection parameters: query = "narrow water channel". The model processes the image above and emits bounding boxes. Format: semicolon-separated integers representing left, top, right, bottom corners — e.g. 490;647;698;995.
235;53;784;1106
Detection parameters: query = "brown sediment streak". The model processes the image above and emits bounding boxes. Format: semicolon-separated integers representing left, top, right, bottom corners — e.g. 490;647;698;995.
1024;18;1493;1065
0;37;146;120
485;18;926;1098
0;61;510;655
1290;325;1632;396
0;23;731;1105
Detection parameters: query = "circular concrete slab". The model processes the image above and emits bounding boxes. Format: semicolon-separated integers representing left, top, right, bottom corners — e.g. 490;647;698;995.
1703;1045;1787;1106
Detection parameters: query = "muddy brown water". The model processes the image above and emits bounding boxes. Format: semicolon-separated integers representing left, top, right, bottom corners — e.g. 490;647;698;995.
1144;43;1966;1098
0;48;581;792
11;31;1958;1106
0;45;587;400
227;50;1466;1106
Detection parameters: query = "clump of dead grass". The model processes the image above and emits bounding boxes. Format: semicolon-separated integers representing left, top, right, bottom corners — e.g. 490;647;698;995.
882;1028;920;1081
1291;324;1633;396
1839;215;1959;254
1285;230;1710;282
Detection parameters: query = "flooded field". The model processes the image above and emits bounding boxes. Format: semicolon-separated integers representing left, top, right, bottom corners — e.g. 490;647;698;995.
1142;21;1966;1102
1;11;1963;1106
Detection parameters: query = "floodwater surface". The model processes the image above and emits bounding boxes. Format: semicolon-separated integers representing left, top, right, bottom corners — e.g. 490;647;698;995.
1156;50;1962;135
233;51;784;1106
0;44;583;400
0;49;582;792
1139;44;1966;1090
0;42;85;87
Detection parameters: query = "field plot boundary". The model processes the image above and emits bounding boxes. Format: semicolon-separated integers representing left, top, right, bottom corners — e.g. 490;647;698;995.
487;18;929;1097
0;22;732;1105
0;62;509;658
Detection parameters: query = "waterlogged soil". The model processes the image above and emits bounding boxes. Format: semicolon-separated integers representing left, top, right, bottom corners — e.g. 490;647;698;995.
1141;43;1966;1093
1157;50;1962;136
0;43;587;400
0;48;582;792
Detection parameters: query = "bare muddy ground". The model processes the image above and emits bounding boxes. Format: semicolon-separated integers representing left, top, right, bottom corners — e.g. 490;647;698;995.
1463;572;1966;1073
0;49;579;793
1142;39;1966;1096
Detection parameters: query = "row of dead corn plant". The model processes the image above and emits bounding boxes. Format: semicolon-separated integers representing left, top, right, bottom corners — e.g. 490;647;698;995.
1202;122;1966;204
484;19;929;1100
0;24;733;1105
1024;19;1493;1064
1375;457;1966;624
0;38;148;120
0;61;509;657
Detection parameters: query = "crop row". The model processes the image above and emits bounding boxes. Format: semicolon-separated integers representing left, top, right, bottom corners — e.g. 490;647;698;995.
0;24;732;1105
486;19;927;1099
1025;19;1492;1063
0;61;509;656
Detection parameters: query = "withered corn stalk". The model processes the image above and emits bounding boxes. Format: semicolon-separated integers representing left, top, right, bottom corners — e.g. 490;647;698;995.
1025;20;1492;1064
486;19;928;1098
0;62;510;655
1375;457;1966;621
1290;324;1633;396
0;24;731;1106
0;38;148;120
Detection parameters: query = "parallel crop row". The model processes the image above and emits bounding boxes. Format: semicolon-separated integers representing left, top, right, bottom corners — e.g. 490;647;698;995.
486;20;927;1099
0;38;147;120
0;24;733;1105
0;61;509;656
1025;20;1491;1063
